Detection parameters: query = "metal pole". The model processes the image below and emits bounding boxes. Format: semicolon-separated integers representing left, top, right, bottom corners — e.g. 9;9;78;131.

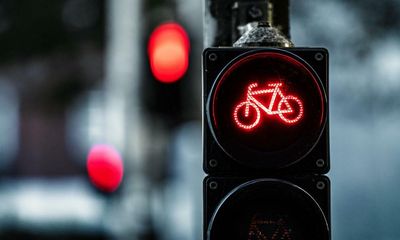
270;0;290;38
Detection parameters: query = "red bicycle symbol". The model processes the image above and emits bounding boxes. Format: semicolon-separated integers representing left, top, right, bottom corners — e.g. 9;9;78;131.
233;82;304;130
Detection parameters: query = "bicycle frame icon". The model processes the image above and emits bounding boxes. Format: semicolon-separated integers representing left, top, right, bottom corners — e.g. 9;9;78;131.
233;82;304;130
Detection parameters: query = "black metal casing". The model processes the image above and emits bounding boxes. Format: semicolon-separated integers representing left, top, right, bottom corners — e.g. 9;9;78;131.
202;47;330;240
203;176;331;239
203;47;329;176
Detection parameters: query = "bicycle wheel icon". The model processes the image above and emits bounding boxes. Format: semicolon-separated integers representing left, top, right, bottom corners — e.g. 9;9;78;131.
233;101;261;130
278;95;304;124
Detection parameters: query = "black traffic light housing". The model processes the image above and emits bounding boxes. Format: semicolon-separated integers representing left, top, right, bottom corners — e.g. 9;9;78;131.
203;47;329;175
203;47;330;240
204;176;330;239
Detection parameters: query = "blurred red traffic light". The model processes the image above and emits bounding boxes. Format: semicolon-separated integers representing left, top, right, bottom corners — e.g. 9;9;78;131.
148;22;190;83
87;144;124;192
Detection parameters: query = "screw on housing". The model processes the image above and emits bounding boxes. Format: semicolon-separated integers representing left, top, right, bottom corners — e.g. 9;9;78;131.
208;53;218;61
209;181;218;190
315;52;324;61
316;158;325;167
316;181;326;190
209;159;218;168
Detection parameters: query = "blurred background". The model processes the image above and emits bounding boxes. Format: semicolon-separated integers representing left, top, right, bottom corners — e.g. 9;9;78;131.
0;0;399;239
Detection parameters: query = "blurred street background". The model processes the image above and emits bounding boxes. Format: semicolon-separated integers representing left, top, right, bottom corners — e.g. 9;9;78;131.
0;0;399;239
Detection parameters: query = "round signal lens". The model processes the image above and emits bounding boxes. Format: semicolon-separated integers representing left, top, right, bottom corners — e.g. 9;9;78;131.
207;179;329;240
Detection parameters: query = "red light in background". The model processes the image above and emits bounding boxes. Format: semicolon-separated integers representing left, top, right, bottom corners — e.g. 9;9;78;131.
148;22;190;83
87;144;124;192
233;82;304;130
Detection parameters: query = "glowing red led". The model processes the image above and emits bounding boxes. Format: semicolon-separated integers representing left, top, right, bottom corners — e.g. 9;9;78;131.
233;82;304;130
87;144;124;192
148;22;190;83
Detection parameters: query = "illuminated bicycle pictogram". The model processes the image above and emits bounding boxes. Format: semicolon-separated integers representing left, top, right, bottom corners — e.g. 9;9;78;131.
233;82;304;130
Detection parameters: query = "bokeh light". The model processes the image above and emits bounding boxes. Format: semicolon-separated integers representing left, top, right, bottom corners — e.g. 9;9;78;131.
86;144;124;192
148;22;190;83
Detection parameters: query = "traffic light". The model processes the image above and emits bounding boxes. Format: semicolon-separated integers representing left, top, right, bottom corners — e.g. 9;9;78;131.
142;21;191;124
203;48;330;239
148;22;190;84
86;144;124;193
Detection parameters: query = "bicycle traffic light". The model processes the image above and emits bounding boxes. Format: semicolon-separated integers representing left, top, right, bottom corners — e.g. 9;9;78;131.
203;48;330;240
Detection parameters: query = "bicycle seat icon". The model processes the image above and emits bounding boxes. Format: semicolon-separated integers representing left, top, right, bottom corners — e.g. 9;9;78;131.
233;82;304;130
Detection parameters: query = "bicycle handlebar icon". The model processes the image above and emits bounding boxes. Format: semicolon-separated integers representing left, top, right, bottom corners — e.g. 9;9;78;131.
233;82;304;130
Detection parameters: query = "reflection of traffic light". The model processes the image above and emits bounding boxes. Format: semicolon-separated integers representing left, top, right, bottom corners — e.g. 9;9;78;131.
203;48;330;239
